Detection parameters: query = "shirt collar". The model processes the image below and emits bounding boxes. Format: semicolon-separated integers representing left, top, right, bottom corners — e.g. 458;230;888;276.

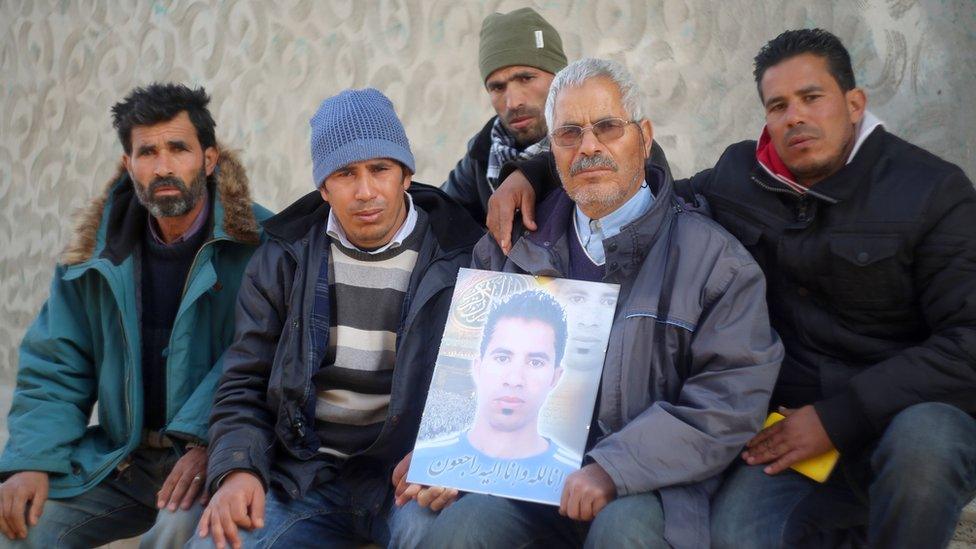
753;110;885;201
147;191;210;246
573;183;654;264
846;110;884;164
326;192;417;254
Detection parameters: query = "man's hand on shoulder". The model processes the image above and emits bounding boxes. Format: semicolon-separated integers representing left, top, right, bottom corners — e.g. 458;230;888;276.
487;170;537;255
197;470;265;549
560;463;617;521
743;405;835;475
157;445;208;511
0;471;49;540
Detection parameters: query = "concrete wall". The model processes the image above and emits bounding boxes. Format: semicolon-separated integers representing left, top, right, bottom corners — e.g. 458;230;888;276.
1;0;974;377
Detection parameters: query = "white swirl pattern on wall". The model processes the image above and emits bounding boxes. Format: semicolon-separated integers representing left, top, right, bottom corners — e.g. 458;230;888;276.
1;0;974;375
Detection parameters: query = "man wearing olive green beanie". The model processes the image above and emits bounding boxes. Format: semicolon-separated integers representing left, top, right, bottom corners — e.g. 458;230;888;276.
441;7;567;226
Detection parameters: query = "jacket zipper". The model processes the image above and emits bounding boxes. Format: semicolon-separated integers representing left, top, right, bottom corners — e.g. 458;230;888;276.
119;313;132;436
750;174;801;197
275;236;309;440
176;237;226;304
161;237;228;434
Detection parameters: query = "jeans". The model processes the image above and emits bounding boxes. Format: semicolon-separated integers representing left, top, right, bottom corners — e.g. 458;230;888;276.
0;446;202;549
421;491;666;548
185;477;436;548
711;402;976;549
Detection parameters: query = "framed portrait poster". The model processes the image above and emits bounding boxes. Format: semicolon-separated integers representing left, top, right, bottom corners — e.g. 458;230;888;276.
407;268;620;505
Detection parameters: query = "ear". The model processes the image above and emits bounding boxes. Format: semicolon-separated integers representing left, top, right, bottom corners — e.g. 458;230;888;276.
318;182;330;203
203;146;219;176
401;167;412;192
122;153;131;174
638;119;654;159
846;88;867;125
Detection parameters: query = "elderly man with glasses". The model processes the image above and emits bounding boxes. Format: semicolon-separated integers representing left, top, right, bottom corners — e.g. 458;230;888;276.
400;58;783;549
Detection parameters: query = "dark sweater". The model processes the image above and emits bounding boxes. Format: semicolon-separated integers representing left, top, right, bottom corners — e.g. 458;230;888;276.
140;222;209;430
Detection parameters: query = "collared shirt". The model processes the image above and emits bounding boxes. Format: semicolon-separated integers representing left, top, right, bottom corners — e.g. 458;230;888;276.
846;110;884;164
573;183;654;265
326;193;418;254
147;192;210;245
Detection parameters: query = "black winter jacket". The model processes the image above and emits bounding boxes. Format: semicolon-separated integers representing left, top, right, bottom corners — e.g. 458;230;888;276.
685;128;976;453
440;118;495;225
517;127;976;453
206;183;483;503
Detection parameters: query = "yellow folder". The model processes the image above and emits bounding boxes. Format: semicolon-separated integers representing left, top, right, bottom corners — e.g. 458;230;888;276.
763;412;840;483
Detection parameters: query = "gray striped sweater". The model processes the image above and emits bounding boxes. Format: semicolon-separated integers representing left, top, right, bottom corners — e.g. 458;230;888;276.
313;211;428;458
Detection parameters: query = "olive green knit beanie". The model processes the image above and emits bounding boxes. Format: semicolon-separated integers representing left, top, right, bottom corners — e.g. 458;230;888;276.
478;7;567;82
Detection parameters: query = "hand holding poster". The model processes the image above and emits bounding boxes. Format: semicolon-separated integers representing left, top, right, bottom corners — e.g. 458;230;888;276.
407;268;619;505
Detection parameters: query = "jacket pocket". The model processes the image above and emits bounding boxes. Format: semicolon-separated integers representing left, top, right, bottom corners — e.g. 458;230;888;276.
819;234;909;308
618;311;689;411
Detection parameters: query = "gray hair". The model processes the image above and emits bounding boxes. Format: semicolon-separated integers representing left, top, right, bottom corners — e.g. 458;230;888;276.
544;58;645;131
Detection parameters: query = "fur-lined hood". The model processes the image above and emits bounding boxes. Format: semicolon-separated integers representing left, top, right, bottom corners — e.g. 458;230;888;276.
61;148;262;265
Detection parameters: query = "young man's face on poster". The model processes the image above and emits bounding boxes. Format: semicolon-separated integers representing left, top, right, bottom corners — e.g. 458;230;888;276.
472;316;563;434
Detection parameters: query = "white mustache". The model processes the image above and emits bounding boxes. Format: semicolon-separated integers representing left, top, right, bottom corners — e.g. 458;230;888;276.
570;154;618;176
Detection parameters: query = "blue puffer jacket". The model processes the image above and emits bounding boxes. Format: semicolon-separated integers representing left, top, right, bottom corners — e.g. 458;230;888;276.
0;150;272;498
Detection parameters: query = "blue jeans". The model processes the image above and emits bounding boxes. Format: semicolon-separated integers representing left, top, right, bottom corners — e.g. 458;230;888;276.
712;402;976;549
421;491;666;548
186;478;436;548
0;447;202;549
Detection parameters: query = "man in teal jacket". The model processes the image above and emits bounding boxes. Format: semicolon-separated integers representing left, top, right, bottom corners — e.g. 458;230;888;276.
0;83;271;548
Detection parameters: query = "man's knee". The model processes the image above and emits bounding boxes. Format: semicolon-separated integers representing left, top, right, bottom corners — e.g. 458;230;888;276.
711;464;767;547
387;501;437;549
878;403;976;458
141;505;204;549
422;495;504;547
711;463;822;549
423;494;552;548
0;498;96;549
585;493;665;548
0;514;61;549
873;402;976;501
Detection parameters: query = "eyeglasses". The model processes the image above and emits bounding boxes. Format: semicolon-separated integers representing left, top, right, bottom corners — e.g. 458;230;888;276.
550;118;636;148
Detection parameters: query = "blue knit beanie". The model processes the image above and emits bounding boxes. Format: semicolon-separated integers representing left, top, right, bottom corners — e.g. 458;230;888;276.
309;88;415;188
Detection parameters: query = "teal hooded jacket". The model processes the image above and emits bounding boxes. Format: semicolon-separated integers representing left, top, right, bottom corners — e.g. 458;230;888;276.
0;150;272;498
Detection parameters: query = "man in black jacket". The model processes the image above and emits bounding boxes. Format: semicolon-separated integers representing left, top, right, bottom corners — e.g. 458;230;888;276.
443;8;672;230
440;7;568;226
190;88;483;549
487;29;976;548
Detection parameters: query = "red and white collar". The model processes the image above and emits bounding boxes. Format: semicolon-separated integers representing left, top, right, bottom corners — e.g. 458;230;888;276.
754;110;885;195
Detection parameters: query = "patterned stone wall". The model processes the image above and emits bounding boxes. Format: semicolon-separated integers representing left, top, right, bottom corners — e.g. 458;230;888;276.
1;0;974;376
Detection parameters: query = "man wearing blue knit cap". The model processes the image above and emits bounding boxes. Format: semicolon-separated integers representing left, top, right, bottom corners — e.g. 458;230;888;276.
192;88;484;549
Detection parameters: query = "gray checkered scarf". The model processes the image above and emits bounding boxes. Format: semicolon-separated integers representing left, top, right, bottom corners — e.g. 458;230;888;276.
486;117;549;191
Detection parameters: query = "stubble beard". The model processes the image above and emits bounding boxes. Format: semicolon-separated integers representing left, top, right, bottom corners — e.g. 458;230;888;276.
786;125;856;187
503;106;548;146
134;167;208;218
559;154;629;211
